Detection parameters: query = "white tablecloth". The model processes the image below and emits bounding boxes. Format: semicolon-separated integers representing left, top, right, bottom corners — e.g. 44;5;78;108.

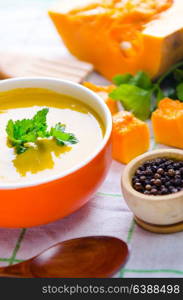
0;0;183;278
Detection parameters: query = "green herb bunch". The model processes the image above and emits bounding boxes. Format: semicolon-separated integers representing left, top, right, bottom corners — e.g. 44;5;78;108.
6;108;78;154
109;62;183;120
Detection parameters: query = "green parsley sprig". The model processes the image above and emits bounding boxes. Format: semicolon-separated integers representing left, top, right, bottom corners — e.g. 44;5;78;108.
6;108;78;154
109;61;183;121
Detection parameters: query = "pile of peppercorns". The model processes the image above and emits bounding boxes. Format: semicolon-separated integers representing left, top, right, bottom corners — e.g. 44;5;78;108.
132;157;183;196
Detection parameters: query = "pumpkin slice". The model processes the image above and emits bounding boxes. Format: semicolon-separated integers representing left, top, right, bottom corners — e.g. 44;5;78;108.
48;0;182;81
152;98;183;149
83;82;118;114
112;111;150;164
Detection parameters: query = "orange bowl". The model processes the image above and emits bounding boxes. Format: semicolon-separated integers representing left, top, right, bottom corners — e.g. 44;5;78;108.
0;78;112;228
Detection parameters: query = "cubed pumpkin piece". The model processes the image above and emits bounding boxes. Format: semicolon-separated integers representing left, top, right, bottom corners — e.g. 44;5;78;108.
83;82;118;115
112;111;150;164
152;98;183;149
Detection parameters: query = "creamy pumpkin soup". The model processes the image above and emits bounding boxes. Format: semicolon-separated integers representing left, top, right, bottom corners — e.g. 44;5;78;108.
0;88;104;183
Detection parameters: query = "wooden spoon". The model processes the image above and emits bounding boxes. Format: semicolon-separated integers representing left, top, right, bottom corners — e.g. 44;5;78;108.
0;236;128;278
0;51;93;83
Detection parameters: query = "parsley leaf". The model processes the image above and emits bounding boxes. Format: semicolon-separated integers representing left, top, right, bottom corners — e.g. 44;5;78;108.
129;71;153;90
113;73;133;86
110;84;152;120
110;71;156;120
50;123;78;146
113;71;153;89
32;108;50;138
6;108;78;154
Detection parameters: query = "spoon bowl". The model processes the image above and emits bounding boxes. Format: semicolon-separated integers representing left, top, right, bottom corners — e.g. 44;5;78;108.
0;236;128;278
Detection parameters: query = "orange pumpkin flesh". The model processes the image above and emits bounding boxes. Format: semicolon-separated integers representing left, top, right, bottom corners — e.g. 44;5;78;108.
152;98;183;149
48;0;181;81
83;82;118;114
112;111;150;164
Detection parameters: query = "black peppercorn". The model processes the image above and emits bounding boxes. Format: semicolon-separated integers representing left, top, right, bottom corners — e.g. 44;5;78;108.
161;178;166;184
175;170;180;176
151;188;158;195
134;182;143;191
145;184;152;191
161;188;168;195
168;169;175;176
180;168;183;175
139;166;145;171
174;179;181;186
157;168;164;175
154;158;161;165
154;173;161;179
172;188;178;193
154;179;161;186
137;170;143;175
140;176;146;182
173;163;180;169
152;166;157;172
145;168;153;176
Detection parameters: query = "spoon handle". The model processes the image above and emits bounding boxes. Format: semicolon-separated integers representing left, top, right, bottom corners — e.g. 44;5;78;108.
0;262;32;278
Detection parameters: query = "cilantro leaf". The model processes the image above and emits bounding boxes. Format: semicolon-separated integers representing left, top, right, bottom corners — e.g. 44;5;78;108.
6;108;78;154
33;108;49;137
113;73;133;86
50;123;78;146
128;71;153;90
6;118;40;154
112;71;153;90
110;71;154;120
110;84;152;120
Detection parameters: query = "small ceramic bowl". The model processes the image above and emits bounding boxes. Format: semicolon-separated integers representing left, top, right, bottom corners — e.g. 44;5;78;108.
121;149;183;232
0;78;112;228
